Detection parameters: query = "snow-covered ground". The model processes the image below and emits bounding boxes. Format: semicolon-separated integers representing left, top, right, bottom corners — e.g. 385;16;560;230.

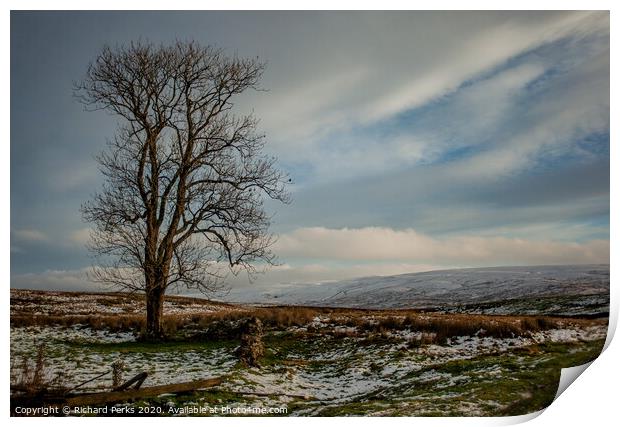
10;289;237;317
10;319;607;406
220;264;609;313
10;325;237;392
229;324;606;406
9;265;610;416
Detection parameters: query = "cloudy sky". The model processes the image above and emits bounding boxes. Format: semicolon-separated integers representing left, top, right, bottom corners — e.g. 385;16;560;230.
11;11;609;293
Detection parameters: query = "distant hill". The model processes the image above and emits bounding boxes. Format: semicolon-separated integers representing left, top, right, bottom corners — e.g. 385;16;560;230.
223;265;609;316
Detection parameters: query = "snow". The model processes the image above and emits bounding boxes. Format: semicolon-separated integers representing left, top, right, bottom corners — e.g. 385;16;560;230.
11;314;607;401
9;270;610;416
223;322;607;414
10;289;235;317
219;264;609;312
10;325;236;392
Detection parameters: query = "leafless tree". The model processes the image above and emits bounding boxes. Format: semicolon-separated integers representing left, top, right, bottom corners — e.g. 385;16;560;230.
75;41;290;340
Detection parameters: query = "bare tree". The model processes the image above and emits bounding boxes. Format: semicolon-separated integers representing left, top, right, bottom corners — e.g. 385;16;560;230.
75;41;290;340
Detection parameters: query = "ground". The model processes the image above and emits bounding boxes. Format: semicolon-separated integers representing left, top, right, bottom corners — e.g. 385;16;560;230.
10;289;608;417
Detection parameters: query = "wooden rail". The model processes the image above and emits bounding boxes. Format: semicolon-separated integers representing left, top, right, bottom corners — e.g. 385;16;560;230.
65;377;224;407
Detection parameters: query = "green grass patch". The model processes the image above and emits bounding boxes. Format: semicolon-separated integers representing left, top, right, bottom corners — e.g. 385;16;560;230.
311;339;605;416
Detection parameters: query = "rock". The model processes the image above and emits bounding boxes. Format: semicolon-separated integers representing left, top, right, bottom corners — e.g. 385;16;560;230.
235;317;264;367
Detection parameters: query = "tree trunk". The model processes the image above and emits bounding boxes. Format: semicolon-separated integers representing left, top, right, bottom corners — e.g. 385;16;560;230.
145;287;165;341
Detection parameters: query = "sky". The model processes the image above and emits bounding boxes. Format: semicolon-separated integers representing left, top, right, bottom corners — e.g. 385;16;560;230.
10;11;610;293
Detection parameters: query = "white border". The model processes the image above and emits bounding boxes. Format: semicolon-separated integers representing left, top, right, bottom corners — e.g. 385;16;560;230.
3;2;616;425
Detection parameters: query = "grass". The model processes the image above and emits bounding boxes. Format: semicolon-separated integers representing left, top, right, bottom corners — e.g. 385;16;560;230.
10;342;70;412
10;289;609;417
11;306;320;336
11;322;607;416
312;339;605;416
11;290;579;350
450;293;610;318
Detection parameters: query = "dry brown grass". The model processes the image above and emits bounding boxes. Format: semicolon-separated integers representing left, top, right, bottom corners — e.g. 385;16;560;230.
11;344;66;396
408;313;562;339
330;311;566;344
10;305;568;340
338;313;567;346
11;306;323;336
11;314;147;332
11;290;583;346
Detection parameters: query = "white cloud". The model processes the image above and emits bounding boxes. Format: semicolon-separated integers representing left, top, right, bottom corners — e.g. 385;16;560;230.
12;227;94;249
253;12;608;188
300;61;550;184
68;227;91;247
11;225;608;293
451;106;607;182
360;11;607;123
12;228;48;243
255;11;608;152
48;161;99;192
222;262;445;291
9;263;443;294
274;226;609;265
11;268;104;292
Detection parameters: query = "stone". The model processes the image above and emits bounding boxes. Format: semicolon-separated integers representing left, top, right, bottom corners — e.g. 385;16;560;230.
235;317;264;367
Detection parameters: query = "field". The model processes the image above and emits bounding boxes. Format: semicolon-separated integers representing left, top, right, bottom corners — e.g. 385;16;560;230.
10;288;608;417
